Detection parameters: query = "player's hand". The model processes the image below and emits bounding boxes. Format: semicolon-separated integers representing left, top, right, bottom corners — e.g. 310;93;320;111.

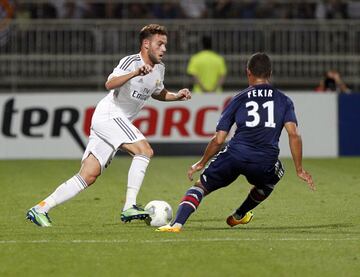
297;169;315;191
137;64;153;76
176;88;192;101
187;161;204;181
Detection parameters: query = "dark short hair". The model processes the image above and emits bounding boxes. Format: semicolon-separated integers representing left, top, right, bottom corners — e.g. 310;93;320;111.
247;52;272;79
139;24;168;45
202;36;212;50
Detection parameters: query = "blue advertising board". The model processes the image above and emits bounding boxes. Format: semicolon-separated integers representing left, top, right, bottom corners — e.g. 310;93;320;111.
339;94;360;156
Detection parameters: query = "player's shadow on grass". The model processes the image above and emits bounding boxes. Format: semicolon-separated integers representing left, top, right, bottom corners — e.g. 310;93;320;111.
193;223;357;233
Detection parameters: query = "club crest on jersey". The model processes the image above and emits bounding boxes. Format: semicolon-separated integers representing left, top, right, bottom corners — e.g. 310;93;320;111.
155;79;161;87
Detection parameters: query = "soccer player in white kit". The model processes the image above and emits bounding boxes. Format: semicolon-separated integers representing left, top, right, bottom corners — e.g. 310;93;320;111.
26;24;192;227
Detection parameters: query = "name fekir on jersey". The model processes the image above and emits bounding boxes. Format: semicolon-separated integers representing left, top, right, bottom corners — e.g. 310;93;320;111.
217;84;298;165
107;53;165;121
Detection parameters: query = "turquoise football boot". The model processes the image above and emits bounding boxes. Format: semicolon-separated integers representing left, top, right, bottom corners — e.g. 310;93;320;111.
121;205;150;223
26;208;52;227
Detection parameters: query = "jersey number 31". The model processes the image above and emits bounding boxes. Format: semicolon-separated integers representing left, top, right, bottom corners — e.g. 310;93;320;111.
246;101;276;128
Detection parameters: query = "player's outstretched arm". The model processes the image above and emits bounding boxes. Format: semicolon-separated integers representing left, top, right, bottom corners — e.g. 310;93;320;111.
105;64;153;90
152;88;192;101
284;122;316;191
187;131;227;181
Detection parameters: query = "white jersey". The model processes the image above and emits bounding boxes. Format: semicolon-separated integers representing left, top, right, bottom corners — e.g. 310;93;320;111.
107;53;165;121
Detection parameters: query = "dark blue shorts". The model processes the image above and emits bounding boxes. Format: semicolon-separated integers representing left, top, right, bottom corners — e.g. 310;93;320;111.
200;147;284;193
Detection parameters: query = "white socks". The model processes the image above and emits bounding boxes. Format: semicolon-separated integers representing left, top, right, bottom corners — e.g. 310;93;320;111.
35;174;88;213
123;155;150;211
33;155;150;214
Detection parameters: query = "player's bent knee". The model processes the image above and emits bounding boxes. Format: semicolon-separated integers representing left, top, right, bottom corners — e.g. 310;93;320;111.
135;143;153;158
142;146;154;158
81;169;100;185
79;155;101;186
83;174;97;186
194;180;209;196
122;140;153;158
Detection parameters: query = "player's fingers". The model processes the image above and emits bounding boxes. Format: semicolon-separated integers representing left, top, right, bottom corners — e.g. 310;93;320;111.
187;169;194;181
139;66;147;75
188;162;201;180
310;184;316;191
139;65;152;75
308;182;316;191
298;172;310;185
177;90;186;98
302;172;315;191
142;68;148;75
308;177;316;191
177;89;191;99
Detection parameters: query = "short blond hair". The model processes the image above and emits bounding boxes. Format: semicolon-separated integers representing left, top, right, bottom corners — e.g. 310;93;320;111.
139;24;168;45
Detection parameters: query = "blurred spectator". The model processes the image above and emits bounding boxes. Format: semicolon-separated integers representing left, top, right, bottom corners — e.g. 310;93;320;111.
10;1;357;20
152;2;180;19
255;1;276;18
237;1;257;19
180;0;208;19
316;70;351;93
88;1;115;18
212;0;235;18
284;3;315;19
0;0;15;48
16;2;32;20
315;0;348;19
125;3;152;19
49;0;91;19
187;36;227;93
296;3;316;18
104;3;123;19
347;1;360;19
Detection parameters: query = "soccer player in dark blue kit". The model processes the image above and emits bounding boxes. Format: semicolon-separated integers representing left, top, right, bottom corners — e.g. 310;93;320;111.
157;52;315;233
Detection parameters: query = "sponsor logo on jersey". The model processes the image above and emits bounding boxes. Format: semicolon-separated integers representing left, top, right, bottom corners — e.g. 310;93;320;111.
131;89;151;101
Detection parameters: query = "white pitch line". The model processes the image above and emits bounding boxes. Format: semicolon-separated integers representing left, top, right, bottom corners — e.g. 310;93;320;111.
0;237;358;244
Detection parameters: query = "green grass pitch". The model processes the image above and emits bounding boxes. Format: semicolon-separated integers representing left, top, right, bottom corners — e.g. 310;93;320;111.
0;157;359;276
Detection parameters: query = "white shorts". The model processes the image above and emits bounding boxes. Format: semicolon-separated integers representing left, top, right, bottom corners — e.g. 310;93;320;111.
82;95;146;172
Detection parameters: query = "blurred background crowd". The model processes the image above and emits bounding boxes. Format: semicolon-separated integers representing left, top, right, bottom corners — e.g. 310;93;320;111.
1;0;359;92
12;0;360;20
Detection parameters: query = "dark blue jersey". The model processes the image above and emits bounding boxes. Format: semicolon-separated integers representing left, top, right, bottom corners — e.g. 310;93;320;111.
216;84;297;165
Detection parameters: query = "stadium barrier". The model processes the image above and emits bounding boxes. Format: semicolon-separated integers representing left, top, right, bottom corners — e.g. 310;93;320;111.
0;19;359;90
0;92;349;159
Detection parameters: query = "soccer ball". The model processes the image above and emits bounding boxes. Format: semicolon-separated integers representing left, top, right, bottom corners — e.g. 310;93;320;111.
144;200;173;227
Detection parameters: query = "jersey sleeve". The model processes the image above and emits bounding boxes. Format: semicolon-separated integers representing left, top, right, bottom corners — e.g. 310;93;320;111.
284;97;298;125
152;64;165;95
216;96;239;132
107;56;134;81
